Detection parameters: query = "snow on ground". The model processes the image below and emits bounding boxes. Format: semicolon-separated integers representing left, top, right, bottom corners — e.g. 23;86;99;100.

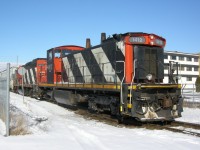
175;90;200;124
0;120;6;135
0;92;200;150
176;107;200;124
182;89;200;102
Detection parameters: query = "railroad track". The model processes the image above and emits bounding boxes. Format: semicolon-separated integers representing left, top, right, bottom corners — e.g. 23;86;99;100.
73;107;200;137
164;120;200;137
162;125;200;137
172;121;200;130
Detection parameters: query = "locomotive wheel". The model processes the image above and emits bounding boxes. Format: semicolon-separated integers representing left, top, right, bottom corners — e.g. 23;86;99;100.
117;115;124;124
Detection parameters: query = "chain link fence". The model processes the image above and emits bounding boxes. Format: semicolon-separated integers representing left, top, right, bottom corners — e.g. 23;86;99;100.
182;84;200;109
0;63;10;136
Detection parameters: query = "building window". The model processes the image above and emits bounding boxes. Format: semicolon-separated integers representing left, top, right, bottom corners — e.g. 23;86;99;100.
194;67;198;71
186;66;192;71
173;66;177;71
171;55;176;60
164;54;168;59
186;77;192;81
186;57;192;61
179;56;184;61
179;66;185;71
194;58;198;62
164;64;168;70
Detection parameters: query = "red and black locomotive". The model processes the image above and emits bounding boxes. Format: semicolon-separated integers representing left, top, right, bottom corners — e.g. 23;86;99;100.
13;32;183;122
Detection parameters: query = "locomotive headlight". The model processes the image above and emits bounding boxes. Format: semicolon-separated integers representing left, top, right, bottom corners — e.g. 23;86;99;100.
146;74;153;81
149;35;154;40
155;39;164;46
150;41;154;45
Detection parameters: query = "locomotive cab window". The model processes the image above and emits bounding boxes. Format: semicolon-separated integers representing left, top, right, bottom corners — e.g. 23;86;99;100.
48;51;53;60
62;50;70;57
54;49;61;58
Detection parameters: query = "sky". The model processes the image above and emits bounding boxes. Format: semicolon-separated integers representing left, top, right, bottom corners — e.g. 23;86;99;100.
0;0;200;64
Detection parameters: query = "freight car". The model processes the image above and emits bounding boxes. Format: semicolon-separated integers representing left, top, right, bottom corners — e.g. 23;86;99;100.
13;32;183;122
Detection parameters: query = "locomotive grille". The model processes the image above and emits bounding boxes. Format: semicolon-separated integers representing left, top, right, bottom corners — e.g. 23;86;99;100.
144;48;157;76
134;45;164;82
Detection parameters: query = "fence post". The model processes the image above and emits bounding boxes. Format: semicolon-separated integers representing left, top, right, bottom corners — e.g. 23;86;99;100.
192;84;195;108
6;63;10;136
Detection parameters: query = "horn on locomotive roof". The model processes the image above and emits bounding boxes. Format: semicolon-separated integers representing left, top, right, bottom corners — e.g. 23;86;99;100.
86;38;91;48
101;32;106;43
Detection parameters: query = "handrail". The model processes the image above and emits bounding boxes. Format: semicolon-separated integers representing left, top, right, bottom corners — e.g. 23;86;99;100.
129;59;137;105
116;61;125;105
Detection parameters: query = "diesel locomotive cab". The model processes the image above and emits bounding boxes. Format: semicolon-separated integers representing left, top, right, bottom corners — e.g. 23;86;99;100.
119;33;183;121
47;46;84;84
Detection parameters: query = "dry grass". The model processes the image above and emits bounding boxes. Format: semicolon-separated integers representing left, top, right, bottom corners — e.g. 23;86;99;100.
9;113;30;135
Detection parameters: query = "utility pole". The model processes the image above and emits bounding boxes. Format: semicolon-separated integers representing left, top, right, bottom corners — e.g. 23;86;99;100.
17;56;18;67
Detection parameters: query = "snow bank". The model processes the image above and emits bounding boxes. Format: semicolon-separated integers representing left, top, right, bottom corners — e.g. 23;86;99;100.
0;119;6;135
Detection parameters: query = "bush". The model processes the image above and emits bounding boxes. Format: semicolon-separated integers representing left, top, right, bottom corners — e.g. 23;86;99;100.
195;77;200;92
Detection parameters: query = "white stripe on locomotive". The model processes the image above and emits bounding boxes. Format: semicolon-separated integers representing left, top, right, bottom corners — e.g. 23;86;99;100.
23;73;27;84
73;53;92;83
62;57;75;83
116;41;125;56
91;47;120;83
30;68;35;84
26;69;31;84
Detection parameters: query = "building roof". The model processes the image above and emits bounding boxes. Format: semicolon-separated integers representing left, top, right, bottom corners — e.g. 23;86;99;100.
164;51;199;56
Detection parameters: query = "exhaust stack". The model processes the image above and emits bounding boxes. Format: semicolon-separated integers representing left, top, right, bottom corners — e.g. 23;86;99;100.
101;32;106;43
86;38;91;48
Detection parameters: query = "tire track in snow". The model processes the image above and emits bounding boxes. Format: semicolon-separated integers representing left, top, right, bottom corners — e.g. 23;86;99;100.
67;125;109;150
